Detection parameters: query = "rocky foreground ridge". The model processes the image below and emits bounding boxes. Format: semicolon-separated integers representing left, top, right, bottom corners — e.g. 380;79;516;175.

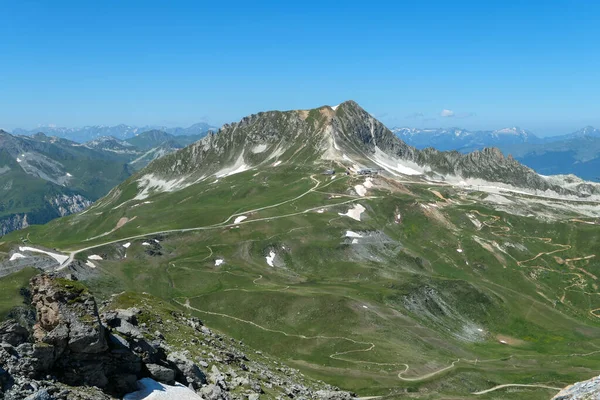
552;375;600;399
0;274;356;399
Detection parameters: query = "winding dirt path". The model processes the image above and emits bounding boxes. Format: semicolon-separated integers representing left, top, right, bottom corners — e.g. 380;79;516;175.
472;383;561;395
56;175;378;270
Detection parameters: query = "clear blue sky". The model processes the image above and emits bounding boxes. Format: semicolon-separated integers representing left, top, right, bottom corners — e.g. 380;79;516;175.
1;0;598;135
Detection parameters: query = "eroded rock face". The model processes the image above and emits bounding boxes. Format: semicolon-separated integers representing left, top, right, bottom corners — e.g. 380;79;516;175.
1;274;142;397
31;274;108;354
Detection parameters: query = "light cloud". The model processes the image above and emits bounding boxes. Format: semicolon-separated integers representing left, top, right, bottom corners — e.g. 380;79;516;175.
405;112;425;119
440;109;455;117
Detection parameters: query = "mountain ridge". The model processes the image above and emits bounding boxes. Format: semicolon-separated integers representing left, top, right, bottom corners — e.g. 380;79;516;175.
10;122;218;143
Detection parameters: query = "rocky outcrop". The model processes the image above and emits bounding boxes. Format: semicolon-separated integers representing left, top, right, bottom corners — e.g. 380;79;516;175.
0;274;358;399
0;214;29;236
552;375;600;399
46;195;91;217
0;275;143;398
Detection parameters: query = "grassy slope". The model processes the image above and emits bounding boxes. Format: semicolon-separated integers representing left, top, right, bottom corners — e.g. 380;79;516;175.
0;267;37;319
2;157;599;398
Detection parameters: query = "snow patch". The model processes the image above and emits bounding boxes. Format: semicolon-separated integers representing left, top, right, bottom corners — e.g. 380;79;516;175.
234;216;247;224
215;152;251;178
338;204;366;221
9;253;26;261
16;158;22;163
456;249;463;253
251;144;268;153
272;160;282;167
368;147;422;176
345;230;363;238
123;242;131;248
331;104;340;111
134;174;188;201
142;242;151;246
266;251;276;267
88;254;103;260
86;261;97;269
19;247;68;264
66;172;72;177
124;378;203;400
215;258;224;266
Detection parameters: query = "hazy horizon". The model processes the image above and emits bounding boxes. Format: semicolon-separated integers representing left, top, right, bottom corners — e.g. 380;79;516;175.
1;1;599;136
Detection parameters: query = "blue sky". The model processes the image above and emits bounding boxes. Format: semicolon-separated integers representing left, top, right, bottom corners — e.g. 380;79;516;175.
0;0;598;135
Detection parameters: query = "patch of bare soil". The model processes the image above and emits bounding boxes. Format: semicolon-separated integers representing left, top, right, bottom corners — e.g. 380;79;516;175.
496;334;526;346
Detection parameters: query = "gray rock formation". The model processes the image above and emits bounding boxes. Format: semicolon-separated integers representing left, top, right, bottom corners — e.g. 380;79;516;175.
553;375;600;399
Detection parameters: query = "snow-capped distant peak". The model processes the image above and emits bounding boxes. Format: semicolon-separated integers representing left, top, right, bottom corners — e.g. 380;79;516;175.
493;127;527;135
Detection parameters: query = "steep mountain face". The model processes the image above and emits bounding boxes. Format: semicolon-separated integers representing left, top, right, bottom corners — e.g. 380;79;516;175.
392;126;537;151
0;130;131;235
12;123;217;143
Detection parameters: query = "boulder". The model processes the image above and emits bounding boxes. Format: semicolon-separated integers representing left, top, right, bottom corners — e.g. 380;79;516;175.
0;320;29;347
167;352;207;389
146;363;176;384
200;383;230;400
316;390;356;400
24;389;52;400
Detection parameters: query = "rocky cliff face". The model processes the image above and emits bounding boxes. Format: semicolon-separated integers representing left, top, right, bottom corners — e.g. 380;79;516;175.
0;194;91;237
46;194;92;217
0;214;29;236
0;275;356;400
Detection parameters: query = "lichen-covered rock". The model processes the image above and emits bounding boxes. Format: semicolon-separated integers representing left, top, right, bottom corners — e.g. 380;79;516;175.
30;275;108;354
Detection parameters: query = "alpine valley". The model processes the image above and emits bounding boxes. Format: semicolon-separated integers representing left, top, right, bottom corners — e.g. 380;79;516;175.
0;128;211;236
1;101;600;399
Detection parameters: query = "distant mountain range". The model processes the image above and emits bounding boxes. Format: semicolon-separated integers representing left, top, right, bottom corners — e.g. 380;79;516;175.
392;125;600;181
391;126;538;152
10;122;218;143
0;128;206;235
